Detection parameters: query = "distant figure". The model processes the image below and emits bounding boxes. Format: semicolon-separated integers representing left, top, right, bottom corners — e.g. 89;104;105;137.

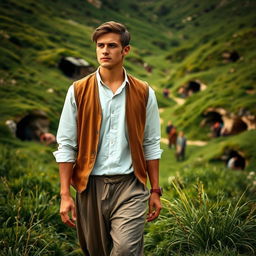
163;88;170;98
143;62;152;73
168;126;177;148
227;157;237;169
211;121;223;137
227;156;245;170
176;131;186;161
166;121;173;135
178;86;187;98
40;132;56;145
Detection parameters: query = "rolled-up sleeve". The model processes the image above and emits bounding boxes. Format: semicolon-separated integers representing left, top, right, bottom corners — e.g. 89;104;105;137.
143;87;163;160
53;85;78;162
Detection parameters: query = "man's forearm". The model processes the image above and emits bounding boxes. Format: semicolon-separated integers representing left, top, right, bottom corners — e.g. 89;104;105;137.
146;159;162;222
59;162;74;197
146;159;160;188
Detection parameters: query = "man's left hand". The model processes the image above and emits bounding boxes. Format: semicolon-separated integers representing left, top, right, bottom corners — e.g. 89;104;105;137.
147;193;162;222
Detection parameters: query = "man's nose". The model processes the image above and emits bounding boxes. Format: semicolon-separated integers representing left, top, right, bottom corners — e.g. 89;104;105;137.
102;46;109;54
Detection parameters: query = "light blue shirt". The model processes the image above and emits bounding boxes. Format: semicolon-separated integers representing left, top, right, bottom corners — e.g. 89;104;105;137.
53;68;162;175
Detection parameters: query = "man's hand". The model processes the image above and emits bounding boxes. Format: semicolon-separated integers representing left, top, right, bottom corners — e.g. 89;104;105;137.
147;193;162;222
60;195;77;228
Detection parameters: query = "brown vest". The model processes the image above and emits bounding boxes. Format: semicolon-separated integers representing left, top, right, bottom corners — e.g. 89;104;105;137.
72;72;149;192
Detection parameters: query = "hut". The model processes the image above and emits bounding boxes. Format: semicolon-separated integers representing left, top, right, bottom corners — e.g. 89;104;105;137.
58;56;94;79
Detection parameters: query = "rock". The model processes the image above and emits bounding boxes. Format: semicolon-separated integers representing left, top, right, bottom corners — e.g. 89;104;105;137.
5;120;17;136
47;88;54;93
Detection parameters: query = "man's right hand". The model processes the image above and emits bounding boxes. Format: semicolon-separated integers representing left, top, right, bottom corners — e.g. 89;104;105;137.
60;195;77;228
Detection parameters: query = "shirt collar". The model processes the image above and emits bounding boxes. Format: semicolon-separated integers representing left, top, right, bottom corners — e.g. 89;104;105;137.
96;67;130;88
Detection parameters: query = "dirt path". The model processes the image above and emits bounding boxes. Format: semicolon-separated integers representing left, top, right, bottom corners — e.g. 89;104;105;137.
159;106;208;146
168;95;185;105
161;138;207;146
172;96;185;105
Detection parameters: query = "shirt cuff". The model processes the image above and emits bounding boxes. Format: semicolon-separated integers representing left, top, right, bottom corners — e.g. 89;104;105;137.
144;148;163;160
53;148;77;163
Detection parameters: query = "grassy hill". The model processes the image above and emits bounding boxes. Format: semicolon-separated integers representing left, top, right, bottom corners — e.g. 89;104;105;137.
1;0;256;255
1;0;255;166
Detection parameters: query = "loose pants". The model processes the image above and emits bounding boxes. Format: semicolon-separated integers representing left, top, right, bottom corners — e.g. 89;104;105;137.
76;173;149;256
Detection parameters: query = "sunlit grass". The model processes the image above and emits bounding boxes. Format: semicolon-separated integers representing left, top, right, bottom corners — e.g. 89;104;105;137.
145;181;256;256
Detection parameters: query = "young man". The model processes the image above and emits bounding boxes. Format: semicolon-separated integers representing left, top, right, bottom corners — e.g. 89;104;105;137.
53;21;162;256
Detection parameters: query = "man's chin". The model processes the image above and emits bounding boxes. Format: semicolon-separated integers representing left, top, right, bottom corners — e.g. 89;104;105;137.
100;63;114;69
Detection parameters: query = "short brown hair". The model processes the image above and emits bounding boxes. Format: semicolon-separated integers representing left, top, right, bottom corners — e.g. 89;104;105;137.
92;21;131;47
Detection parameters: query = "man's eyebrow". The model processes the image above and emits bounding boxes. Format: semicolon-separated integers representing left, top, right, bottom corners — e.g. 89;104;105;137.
97;41;119;44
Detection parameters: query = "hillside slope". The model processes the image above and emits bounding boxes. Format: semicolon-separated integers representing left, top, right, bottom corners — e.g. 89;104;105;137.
0;0;255;167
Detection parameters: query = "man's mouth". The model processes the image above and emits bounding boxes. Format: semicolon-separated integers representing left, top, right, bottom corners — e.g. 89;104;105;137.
101;57;111;61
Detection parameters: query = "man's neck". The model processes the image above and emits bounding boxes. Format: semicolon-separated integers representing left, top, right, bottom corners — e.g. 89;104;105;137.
99;66;125;93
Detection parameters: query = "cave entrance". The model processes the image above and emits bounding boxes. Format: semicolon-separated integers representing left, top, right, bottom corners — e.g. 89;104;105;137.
226;150;246;170
178;80;206;98
202;110;224;137
16;111;50;141
222;50;240;62
187;81;201;93
203;111;224;126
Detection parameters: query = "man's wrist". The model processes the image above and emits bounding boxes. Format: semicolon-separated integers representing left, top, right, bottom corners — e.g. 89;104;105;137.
60;192;71;198
150;187;163;196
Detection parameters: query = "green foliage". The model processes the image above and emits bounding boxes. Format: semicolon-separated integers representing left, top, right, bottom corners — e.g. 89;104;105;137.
36;48;83;67
164;166;251;202
0;47;21;69
0;146;82;255
145;182;256;256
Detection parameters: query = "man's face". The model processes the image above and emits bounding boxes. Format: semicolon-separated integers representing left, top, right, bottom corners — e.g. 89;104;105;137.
96;33;130;70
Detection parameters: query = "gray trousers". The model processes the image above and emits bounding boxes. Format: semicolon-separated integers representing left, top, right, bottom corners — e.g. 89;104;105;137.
76;173;149;256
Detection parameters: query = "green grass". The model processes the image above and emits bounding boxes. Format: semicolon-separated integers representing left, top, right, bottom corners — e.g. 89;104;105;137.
145;181;256;256
1;0;256;255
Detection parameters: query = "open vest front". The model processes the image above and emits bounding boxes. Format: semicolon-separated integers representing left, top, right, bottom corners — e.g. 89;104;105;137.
72;72;149;192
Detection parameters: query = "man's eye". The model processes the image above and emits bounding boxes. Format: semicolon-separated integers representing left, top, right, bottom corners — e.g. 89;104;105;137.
109;44;117;48
98;44;104;48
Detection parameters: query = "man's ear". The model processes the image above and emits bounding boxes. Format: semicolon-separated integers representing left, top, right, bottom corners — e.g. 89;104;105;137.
122;45;131;56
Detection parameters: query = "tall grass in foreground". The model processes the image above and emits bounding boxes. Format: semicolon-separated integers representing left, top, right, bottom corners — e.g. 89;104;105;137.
0;146;82;255
145;181;256;256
